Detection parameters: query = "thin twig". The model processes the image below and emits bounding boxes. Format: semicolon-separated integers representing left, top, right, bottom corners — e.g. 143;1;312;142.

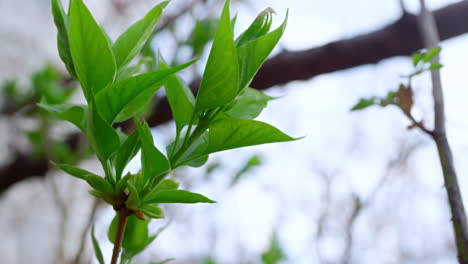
340;141;420;264
73;198;101;264
417;1;468;262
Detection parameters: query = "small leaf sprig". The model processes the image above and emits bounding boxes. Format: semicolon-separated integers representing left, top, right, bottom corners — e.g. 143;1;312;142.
45;0;296;262
351;47;442;135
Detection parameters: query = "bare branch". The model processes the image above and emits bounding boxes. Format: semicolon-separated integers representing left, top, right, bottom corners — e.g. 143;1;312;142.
73;199;101;264
417;1;468;262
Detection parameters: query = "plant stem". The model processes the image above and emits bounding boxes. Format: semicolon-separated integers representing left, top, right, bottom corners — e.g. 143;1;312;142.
111;207;130;264
417;1;468;262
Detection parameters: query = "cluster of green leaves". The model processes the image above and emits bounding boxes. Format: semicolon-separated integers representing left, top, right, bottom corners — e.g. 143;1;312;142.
351;47;443;112
45;0;295;262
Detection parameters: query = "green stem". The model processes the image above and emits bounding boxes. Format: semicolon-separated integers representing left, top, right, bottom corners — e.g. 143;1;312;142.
111;208;130;264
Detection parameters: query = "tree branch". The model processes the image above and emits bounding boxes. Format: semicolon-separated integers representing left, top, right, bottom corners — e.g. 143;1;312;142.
417;1;468;262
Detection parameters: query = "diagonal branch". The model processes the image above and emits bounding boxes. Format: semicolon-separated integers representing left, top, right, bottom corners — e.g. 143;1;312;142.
417;1;468;262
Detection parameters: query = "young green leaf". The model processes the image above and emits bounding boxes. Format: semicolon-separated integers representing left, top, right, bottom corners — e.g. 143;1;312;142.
261;234;285;264
116;172;132;194
139;205;165;219
412;52;423;67
159;54;196;129
91;226;105;264
113;1;169;68
144;179;179;202
235;8;275;47
154;179;180;192
224;88;273;119
186;18;219;56
423;47;441;62
108;215;149;252
95;60;196;124
127;180;142;208
114;131;140;180
122;215;149;252
185;155;209;168
429;62;443;70
350;98;377;111
68;0;116;100
33;65;74;105
52;162;96;180
230;155;262;186
195;0;239;111
85;175;114;194
170;133;209;168
137;121;170;187
144;190;216;204
122;234;160;261
205;118;296;154
237;12;287;92
51;0;77;78
38;103;87;132
87;102;120;162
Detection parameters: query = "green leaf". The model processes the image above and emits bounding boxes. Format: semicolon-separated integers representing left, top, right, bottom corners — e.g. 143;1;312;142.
116;64;142;81
121;232;160;261
68;0;116;100
186;18;219;56
122;215;149;252
34;65;73;105
116;172;132;194
429;62;443;70
261;235;285;264
159;54;196;129
195;0;239;111
225;88;273;119
38;103;87;132
113;1;169;68
170;133;209;168
136;121;170;187
139;205;165;219
154;179;180;192
412;52;423;67
91;226;105;264
127;180;142;208
108;215;149;253
423;47;441;62
144;179;179;202
230;155;262;186
114;131;140;180
237;12;287;91
235;8;275;47
205;118;296;154
95;60;196;124
350;98;376;111
51;0;77;78
144;190;216;204
84;175;114;194
186;155;209;168
87;102;120;162
52;162;96;180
